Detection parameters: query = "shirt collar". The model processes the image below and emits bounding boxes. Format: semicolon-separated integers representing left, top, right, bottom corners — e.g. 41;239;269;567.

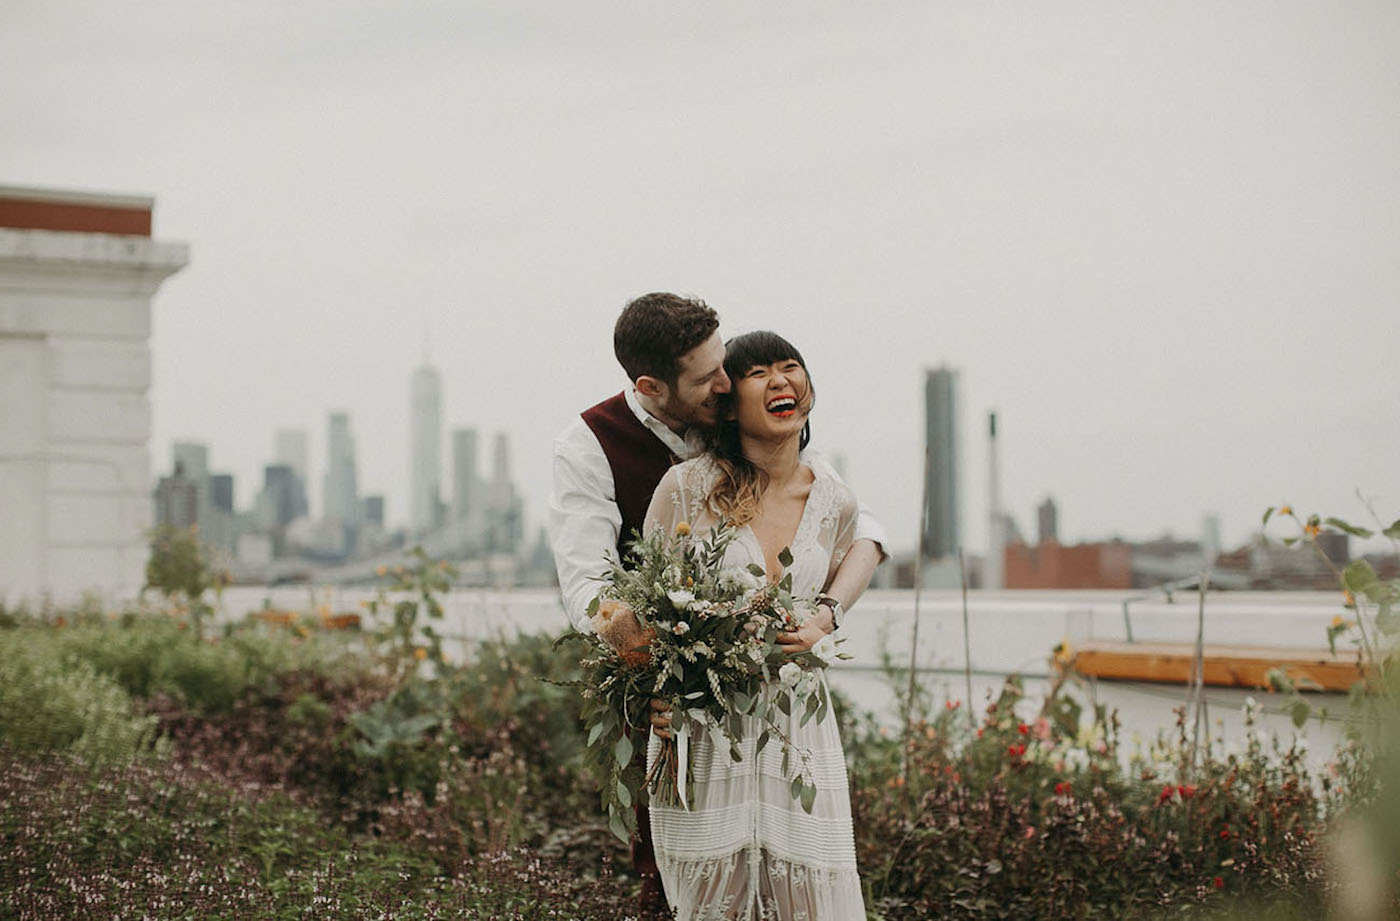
624;387;695;459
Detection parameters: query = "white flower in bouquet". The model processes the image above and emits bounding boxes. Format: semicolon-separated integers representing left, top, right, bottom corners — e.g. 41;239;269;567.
810;634;839;665
795;670;818;700
778;661;802;688
667;589;696;610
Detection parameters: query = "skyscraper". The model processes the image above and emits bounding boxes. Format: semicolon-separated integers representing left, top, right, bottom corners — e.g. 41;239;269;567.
410;365;442;535
921;367;959;560
486;432;523;553
451;428;479;521
274;429;308;481
1037;497;1059;545
323;412;358;528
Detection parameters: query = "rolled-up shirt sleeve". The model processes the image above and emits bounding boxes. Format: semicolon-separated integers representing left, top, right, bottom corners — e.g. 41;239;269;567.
549;421;621;632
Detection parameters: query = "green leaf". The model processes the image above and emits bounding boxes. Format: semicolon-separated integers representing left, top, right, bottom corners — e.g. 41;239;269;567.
588;721;608;748
1325;517;1374;539
1282;537;1298;547
800;693;820;728
800;781;817;814
730;743;742;763
1343;560;1380;595
1376;602;1400;635
1289;699;1310;729
1384;520;1400;540
586;596;600;618
608;808;629;844
756;729;771;755
614;734;634;768
1265;668;1294;694
616;779;633;808
1261;507;1275;527
746;564;766;579
733;691;752;714
778;547;794;568
790;774;804;799
776;692;791;716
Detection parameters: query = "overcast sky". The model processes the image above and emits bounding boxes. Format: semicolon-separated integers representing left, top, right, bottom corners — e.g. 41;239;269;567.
5;1;1398;557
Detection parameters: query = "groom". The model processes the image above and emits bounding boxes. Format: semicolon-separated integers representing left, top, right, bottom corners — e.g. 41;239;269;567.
549;291;885;916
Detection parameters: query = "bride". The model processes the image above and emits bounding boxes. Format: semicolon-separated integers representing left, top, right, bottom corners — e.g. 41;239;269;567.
643;331;871;921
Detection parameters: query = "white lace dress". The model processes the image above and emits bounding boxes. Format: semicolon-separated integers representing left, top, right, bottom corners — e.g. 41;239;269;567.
643;455;866;921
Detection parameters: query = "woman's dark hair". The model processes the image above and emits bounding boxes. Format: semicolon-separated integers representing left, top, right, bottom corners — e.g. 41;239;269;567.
703;330;815;525
613;292;719;385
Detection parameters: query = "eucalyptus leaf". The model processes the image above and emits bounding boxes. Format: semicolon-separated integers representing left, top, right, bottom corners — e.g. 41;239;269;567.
777;692;791;716
614;733;634;768
756;729;771;754
747;564;766;578
608;808;629;844
616;779;632;809
1289;699;1310;729
800;781;817;814
588;721;608;747
778;547;794;568
790;774;804;798
1384;519;1400;540
1261;507;1275;527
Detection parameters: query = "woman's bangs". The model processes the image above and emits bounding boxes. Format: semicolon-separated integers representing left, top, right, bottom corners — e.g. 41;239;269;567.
723;331;805;378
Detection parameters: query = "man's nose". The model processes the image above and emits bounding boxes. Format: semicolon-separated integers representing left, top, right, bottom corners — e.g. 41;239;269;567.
714;374;732;394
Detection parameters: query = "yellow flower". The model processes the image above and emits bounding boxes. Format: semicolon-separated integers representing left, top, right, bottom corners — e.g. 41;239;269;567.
1279;505;1292;516
1305;523;1321;537
376;566;387;576
1342;591;1355;608
413;646;428;660
675;521;691;537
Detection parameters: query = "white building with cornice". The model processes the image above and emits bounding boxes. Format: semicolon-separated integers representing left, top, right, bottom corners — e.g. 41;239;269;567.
0;184;188;606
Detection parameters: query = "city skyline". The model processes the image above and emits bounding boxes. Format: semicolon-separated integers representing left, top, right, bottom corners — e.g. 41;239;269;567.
6;3;1396;559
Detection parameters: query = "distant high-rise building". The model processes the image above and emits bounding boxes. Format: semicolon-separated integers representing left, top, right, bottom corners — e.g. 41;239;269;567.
153;462;198;529
256;464;305;530
361;495;385;528
451;428;479;520
275;429;309;481
410;365;443;535
921;367;959;560
486;432;524;553
209;474;234;514
172;442;209;499
1037;497;1059;545
323;412;358;528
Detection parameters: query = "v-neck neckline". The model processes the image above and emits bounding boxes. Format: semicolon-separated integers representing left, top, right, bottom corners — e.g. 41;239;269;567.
740;463;820;582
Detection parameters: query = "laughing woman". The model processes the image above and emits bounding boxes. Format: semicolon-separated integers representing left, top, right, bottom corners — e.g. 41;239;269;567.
643;331;871;921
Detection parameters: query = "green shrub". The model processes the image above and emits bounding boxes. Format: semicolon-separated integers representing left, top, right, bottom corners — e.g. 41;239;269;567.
0;633;165;766
3;614;363;713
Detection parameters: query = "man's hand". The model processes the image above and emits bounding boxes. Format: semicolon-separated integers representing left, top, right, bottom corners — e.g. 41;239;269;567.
776;604;835;654
649;698;673;739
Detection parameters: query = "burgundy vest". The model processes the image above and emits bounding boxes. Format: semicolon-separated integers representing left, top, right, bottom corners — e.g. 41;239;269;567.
581;392;679;562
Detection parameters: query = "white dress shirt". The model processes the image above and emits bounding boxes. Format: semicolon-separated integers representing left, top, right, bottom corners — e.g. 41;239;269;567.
549;388;887;632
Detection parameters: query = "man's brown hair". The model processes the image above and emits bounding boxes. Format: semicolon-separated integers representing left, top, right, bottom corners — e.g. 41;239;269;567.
613;292;720;385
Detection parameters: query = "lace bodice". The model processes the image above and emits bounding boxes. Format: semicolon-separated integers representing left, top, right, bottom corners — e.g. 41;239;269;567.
643;454;859;600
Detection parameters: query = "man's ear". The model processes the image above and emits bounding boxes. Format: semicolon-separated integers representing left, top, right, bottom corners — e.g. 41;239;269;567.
635;376;666;400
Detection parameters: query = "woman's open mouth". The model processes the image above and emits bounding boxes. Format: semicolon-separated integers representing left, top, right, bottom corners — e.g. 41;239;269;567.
766;395;798;417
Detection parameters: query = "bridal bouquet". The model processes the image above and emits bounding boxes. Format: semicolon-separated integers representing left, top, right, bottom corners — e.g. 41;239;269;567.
565;521;844;843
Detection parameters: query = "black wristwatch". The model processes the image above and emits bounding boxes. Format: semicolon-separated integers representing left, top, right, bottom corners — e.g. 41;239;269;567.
815;593;845;631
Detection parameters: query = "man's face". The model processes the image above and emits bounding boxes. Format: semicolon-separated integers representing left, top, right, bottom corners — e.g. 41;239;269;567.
657;331;731;430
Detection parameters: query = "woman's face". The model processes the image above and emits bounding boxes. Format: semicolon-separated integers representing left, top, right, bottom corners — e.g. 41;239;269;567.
732;357;812;441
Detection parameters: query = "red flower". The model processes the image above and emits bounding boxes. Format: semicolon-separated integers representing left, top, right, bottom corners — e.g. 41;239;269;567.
1007;743;1026;758
976;728;984;739
1219;827;1231;839
1157;784;1176;804
1212;876;1224;890
1177;784;1197;799
1017;723;1029;735
1054;781;1072;795
946;699;961;711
